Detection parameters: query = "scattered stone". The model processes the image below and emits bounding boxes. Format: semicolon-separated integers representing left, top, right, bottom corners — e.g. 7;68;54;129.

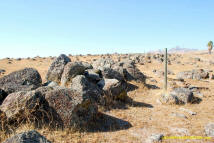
179;107;197;115
0;68;42;94
149;133;164;142
170;127;189;135
171;112;187;119
3;130;51;143
0;69;6;74
16;58;22;61
46;54;71;84
205;123;214;137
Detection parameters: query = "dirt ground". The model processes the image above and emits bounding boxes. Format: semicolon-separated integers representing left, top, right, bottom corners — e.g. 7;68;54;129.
0;51;214;143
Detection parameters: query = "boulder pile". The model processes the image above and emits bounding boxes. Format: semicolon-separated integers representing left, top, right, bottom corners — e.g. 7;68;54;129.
0;54;146;131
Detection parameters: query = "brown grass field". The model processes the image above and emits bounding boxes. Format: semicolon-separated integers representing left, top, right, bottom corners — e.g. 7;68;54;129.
0;51;214;143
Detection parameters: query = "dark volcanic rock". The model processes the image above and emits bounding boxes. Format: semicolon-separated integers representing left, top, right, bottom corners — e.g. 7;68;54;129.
70;75;103;104
0;90;49;126
0;89;8;105
98;78;127;101
3;130;51;143
0;68;42;94
46;54;71;83
61;62;86;86
45;87;98;127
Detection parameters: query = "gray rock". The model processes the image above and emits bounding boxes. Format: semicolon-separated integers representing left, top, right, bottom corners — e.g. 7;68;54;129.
84;69;102;84
149;134;164;142
177;69;209;80
0;68;42;94
98;78;127;101
171;112;187;119
160;88;193;104
179;107;197;115
45;87;98;127
46;54;71;83
92;58;115;69
170;127;189;135
70;75;103;104
99;67;125;82
205;123;214;137
0;90;49;125
61;62;86;86
3;130;51;143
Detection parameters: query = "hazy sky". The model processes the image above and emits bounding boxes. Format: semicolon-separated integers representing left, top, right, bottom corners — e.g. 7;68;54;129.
0;0;213;58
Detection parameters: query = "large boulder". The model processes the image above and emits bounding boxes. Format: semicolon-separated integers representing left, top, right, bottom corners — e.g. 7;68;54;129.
92;58;115;69
99;67;125;82
160;88;194;104
97;78;127;101
61;62;87;86
0;90;49;126
45;87;98;127
122;64;145;82
3;130;51;143
46;54;71;83
0;68;42;94
0;89;8;105
84;69;102;84
177;69;209;80
70;75;103;104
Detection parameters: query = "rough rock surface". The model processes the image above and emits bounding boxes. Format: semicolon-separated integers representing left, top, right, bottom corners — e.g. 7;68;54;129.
3;130;51;143
205;123;214;137
0;68;42;94
45;87;98;127
46;54;71;83
160;88;193;104
61;62;86;86
0;89;8;105
177;69;209;80
0;90;49;126
70;75;103;104
92;58;115;69
84;69;102;84
98;78;127;101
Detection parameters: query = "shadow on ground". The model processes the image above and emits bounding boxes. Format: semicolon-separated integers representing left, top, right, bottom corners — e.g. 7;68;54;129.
145;83;160;89
86;113;132;132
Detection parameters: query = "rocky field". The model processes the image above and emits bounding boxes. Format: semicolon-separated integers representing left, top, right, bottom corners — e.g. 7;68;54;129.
0;51;214;143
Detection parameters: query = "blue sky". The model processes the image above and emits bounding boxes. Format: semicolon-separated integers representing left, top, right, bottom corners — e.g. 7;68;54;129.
0;0;213;58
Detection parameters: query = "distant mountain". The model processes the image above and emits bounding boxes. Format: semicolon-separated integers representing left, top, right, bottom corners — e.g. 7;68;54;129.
168;47;198;53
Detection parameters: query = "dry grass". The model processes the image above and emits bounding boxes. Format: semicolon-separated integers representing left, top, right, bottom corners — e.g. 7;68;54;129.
0;52;214;142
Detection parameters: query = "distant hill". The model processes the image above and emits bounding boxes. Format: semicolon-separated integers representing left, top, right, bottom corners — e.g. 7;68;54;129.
168;47;198;53
151;47;198;54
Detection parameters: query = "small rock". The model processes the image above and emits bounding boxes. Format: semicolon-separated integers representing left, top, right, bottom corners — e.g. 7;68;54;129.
179;107;197;115
205;123;214;137
149;134;164;142
171;112;187;119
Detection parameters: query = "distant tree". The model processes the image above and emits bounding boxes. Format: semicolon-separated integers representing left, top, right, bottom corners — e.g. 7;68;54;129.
208;41;213;54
